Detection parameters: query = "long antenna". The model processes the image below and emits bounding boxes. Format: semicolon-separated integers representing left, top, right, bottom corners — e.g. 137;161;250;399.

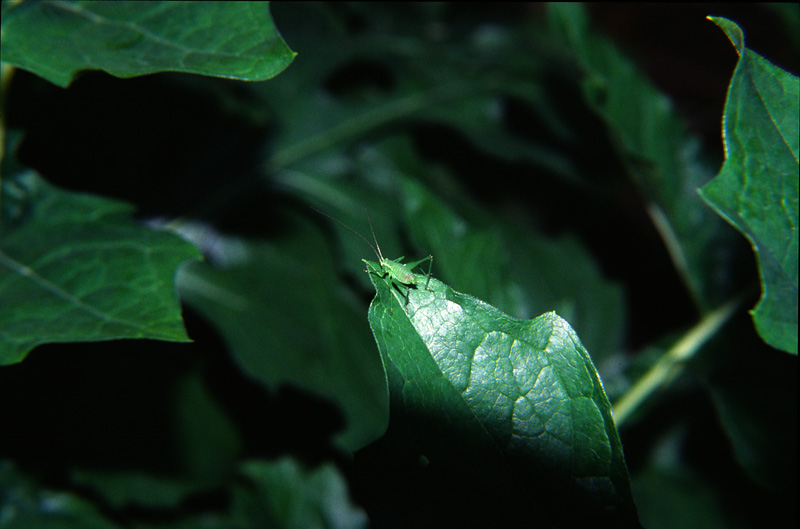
310;206;384;261
363;208;385;262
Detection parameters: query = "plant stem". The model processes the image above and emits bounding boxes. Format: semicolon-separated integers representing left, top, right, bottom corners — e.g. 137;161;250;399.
612;294;743;427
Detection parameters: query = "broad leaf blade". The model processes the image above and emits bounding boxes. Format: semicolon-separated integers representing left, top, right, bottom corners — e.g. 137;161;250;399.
397;173;626;383
177;215;389;452
0;1;296;87
365;261;639;527
0;172;200;364
700;17;799;354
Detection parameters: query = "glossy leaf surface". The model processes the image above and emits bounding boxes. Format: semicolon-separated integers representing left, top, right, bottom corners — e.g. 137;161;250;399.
364;260;639;527
0;1;295;87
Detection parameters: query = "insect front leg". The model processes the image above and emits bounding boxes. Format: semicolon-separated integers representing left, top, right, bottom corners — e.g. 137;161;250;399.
388;277;412;308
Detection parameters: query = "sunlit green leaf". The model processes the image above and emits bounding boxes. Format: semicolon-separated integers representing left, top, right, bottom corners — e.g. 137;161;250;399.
365;261;639;527
699;17;799;354
397;172;626;382
0;0;295;87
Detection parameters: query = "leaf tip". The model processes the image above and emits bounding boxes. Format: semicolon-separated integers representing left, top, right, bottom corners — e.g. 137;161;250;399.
707;16;745;57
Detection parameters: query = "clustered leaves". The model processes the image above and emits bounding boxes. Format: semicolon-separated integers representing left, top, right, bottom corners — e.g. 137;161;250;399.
0;3;796;529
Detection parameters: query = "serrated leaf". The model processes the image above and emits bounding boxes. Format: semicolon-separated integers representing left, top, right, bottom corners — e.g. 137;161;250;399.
0;0;295;87
364;261;639;527
0;172;201;364
699;17;799;354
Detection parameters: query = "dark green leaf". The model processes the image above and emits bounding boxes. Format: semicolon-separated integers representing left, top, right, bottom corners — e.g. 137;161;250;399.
699;17;799;354
171;369;242;479
364;261;639;527
177;214;388;452
0;1;295;87
0;461;122;529
69;469;206;511
631;429;732;529
397;172;626;381
707;345;798;490
258;3;582;182
548;3;731;310
0;172;201;364
232;459;368;529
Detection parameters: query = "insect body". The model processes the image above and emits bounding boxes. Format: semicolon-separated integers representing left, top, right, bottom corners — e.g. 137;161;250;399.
312;207;433;307
366;253;434;300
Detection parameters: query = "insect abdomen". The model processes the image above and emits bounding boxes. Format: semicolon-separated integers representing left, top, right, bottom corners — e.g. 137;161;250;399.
382;260;416;284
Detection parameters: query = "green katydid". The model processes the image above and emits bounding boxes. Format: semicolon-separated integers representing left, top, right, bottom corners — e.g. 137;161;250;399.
312;207;433;308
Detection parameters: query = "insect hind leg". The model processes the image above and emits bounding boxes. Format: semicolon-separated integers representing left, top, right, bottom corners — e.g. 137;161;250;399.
423;255;433;291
